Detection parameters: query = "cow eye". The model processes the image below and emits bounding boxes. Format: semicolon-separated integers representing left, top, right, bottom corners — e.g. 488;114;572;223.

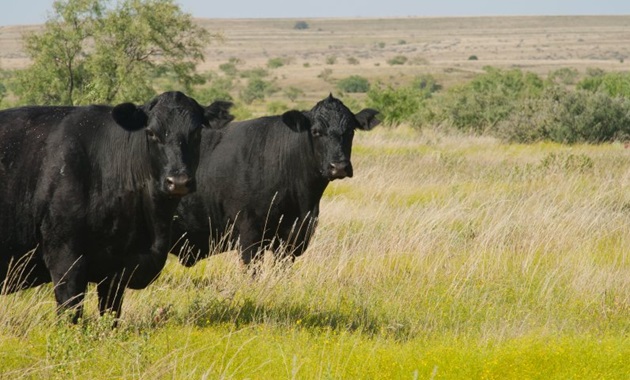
146;129;161;143
312;129;325;137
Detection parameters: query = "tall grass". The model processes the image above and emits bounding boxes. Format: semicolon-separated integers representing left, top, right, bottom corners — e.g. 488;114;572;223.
1;127;629;378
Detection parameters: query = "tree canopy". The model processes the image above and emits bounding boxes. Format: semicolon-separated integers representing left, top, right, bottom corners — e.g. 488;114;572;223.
14;0;217;105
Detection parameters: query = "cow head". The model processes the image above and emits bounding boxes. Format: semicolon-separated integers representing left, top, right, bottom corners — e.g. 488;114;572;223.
282;94;379;181
111;91;233;197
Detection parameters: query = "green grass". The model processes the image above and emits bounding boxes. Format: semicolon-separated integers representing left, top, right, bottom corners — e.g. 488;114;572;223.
1;126;629;378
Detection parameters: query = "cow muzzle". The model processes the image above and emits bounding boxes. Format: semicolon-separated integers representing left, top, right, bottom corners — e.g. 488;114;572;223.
328;161;353;180
165;175;192;196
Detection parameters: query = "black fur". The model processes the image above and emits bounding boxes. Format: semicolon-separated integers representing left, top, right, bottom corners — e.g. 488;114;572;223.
172;95;379;267
0;91;233;321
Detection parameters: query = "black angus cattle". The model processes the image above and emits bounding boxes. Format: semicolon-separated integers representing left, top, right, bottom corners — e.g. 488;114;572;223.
0;91;233;321
172;94;379;268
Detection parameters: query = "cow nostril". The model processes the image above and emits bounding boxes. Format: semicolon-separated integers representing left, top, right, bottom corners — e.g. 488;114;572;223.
165;175;191;195
329;162;351;179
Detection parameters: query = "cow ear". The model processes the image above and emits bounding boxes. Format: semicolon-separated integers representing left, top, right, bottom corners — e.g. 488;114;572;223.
204;100;234;129
112;103;148;131
282;110;310;132
354;108;380;131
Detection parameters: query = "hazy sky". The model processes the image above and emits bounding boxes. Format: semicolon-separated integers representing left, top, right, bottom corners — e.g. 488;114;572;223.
1;0;629;26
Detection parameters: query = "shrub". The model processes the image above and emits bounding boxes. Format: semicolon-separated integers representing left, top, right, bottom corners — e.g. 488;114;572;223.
326;56;337;65
240;77;278;104
267;57;285;69
240;67;269;79
192;75;234;104
284;86;304;102
267;101;289;114
318;68;333;82
547;67;579;85
219;62;238;76
366;74;440;127
347;57;360;65
387;55;408;65
423;67;544;134
577;70;630;98
337;75;370;93
294;21;309;30
496;86;630;143
468;55;478;60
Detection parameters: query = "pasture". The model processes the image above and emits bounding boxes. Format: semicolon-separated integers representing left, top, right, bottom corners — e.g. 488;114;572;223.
1;15;629;378
1;126;629;378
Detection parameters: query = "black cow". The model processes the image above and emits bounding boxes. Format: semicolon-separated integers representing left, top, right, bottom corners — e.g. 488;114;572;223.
172;94;379;267
0;91;233;321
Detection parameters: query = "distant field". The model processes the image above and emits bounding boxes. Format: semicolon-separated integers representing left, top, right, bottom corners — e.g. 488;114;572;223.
2;16;630;102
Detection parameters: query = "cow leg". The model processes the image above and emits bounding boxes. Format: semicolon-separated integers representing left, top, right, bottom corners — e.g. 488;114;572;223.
45;251;88;323
97;275;125;319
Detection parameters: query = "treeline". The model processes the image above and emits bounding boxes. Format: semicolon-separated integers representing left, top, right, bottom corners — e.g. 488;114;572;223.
363;66;630;144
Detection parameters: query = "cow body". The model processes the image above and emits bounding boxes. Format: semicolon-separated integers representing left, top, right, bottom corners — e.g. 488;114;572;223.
0;92;233;320
172;95;379;267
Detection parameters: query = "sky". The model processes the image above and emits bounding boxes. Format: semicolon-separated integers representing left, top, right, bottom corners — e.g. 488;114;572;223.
1;0;629;26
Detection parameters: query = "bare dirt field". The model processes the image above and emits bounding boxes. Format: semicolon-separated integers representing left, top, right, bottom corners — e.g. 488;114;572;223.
1;16;630;101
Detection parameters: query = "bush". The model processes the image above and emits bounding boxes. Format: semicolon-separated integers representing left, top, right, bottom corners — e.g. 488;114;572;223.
192;75;233;104
240;67;269;79
267;57;285;69
347;57;360;65
496;86;630;143
468;55;478;61
240;77;278;104
267;101;289;114
547;68;579;85
423;67;544;134
366;75;440;127
337;75;370;93
318;68;333;82
294;21;309;30
326;56;337;65
387;55;408;65
284;86;304;102
219;62;238;76
577;70;630;98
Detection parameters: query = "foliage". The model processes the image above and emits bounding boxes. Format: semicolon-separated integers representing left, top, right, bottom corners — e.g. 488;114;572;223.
325;55;337;65
366;75;440;126
219;62;239;77
496;86;630;143
266;100;289;114
577;70;630;98
191;73;234;104
468;55;478;60
267;57;285;69
318;68;333;82
293;20;309;30
13;0;213;105
240;77;278;105
387;55;408;65
0;69;12;106
240;67;269;79
547;67;579;85
284;86;304;102
337;75;370;93
347;56;360;65
423;66;544;134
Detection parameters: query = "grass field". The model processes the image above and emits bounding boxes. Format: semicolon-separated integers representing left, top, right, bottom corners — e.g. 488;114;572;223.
1;15;630;379
1;126;629;378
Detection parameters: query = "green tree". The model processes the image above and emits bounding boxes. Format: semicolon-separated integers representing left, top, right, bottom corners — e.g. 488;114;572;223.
14;0;215;105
